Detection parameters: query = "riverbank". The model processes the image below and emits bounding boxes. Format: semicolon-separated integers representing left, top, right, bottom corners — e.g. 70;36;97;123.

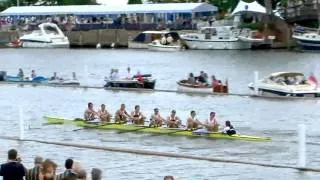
0;28;293;49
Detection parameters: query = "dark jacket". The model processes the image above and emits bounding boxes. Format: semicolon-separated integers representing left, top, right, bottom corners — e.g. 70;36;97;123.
0;161;26;180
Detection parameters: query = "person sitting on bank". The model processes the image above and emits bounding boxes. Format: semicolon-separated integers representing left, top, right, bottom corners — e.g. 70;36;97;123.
150;108;165;127
115;104;130;123
84;102;98;121
166;110;181;128
17;68;24;80
98;104;111;122
131;105;146;125
187;110;202;129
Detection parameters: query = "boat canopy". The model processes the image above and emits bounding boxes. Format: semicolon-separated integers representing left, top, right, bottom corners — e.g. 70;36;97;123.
0;3;217;16
231;0;266;15
269;72;305;78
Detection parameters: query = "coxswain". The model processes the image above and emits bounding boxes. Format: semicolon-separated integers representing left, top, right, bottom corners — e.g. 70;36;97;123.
150;108;165;127
98;104;111;122
84;102;98;121
203;112;219;132
223;120;236;135
166;110;181;128
186;110;202;129
17;68;24;80
131;105;146;125
31;70;37;79
115;104;130;123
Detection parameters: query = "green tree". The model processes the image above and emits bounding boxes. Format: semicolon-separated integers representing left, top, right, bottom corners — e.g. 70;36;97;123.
128;0;143;4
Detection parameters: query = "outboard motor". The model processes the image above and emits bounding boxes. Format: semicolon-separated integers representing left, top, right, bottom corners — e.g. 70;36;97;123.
0;71;7;81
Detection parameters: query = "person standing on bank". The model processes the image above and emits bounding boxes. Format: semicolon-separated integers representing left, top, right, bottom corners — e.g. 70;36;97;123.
0;149;26;180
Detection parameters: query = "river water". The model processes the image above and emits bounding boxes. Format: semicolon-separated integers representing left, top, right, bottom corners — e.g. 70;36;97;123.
0;49;320;179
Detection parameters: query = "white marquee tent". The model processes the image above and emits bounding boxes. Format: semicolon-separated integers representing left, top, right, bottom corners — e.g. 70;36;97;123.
231;0;266;15
0;3;218;16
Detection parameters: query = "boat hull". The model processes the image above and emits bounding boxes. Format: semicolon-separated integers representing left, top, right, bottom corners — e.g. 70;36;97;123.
128;41;148;49
105;80;156;89
21;41;69;48
6;76;48;83
177;80;212;93
48;80;80;86
44;116;271;142
182;39;251;50
148;44;180;52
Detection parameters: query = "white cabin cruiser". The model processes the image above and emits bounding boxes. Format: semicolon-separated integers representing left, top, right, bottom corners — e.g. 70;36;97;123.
128;31;180;49
180;26;264;50
248;72;320;97
292;29;320;51
19;23;69;48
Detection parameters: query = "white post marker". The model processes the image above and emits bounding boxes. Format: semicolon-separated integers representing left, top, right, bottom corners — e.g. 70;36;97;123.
298;124;306;167
254;71;259;95
19;105;24;140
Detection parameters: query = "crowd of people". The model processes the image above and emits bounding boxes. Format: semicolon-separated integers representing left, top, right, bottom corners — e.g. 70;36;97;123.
0;149;102;180
83;102;236;135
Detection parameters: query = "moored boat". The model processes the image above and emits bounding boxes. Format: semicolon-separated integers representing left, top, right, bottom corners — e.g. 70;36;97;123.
128;30;180;49
19;22;69;48
147;40;181;52
248;72;320;97
104;74;156;89
44;116;271;142
5;75;48;83
48;79;80;86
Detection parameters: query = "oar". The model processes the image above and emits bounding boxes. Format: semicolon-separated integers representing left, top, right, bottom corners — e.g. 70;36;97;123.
73;122;118;131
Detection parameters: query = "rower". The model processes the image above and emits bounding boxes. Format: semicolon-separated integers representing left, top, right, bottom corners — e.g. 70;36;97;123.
150;108;165;127
84;102;98;121
17;68;24;80
31;70;37;79
166;110;181;128
98;104;111;122
223;120;236;135
115;104;130;123
187;110;202;129
203;112;219;132
131;105;146;125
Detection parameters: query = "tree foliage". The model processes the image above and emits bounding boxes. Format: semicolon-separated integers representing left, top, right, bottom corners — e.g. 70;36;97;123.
128;0;143;4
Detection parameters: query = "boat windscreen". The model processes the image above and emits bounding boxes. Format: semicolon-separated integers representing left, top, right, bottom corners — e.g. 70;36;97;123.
133;33;146;42
44;26;59;35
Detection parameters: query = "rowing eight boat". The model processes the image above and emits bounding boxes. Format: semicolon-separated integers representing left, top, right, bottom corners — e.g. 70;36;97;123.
44;116;271;142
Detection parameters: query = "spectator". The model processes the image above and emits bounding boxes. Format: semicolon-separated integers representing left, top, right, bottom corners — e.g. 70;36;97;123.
164;176;174;180
26;156;43;180
91;168;102;180
39;159;57;180
55;159;77;180
0;149;26;180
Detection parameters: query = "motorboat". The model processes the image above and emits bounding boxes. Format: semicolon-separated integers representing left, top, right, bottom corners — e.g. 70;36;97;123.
292;29;320;51
177;80;228;94
128;30;180;49
48;79;80;86
180;26;263;50
104;74;156;89
147;39;181;52
248;72;320;97
5;75;48;83
19;23;69;48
